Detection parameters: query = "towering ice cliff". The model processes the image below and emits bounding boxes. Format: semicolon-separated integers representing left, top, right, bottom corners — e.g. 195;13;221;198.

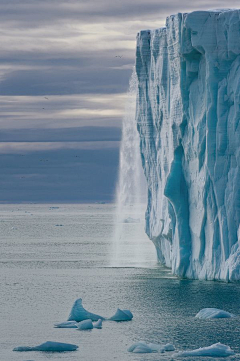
136;9;240;281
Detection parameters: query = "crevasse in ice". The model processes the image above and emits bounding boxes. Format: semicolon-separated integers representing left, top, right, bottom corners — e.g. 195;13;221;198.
136;10;240;281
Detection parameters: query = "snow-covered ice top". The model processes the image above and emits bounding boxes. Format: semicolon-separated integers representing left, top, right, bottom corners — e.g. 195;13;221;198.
136;9;240;281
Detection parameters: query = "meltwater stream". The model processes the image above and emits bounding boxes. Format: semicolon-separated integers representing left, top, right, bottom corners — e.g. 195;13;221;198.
111;70;156;267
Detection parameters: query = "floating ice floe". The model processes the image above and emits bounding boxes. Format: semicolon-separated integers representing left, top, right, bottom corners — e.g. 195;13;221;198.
93;319;102;329
173;343;234;357
195;308;235;319
109;308;133;321
77;319;93;330
128;341;175;353
68;298;105;322
13;341;78;352
54;321;78;328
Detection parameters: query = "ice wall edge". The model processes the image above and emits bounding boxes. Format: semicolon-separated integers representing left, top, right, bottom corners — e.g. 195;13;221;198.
136;10;240;281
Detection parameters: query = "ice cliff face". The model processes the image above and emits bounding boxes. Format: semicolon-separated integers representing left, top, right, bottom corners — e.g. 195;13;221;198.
136;10;240;281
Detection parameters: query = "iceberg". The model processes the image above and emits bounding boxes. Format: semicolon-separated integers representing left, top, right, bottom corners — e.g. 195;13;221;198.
173;343;234;357
68;298;105;322
109;308;133;321
136;9;240;281
77;319;93;330
13;341;78;352
195;308;235;319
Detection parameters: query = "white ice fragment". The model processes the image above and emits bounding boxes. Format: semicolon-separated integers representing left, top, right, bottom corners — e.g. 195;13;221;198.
93;319;102;329
13;341;78;352
128;341;175;353
54;321;78;328
163;343;175;351
109;308;133;321
173;343;234;357
77;319;93;330
195;308;235;319
68;298;105;322
128;342;154;353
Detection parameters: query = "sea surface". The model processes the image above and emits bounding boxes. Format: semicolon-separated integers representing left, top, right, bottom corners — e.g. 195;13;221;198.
1;203;240;361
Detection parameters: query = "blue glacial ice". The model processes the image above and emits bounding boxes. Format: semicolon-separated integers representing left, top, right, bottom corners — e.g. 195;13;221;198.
13;341;78;352
195;308;235;319
173;343;234;357
68;298;105;322
136;9;240;281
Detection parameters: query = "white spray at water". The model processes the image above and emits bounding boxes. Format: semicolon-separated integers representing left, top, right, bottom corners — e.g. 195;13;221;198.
111;69;156;267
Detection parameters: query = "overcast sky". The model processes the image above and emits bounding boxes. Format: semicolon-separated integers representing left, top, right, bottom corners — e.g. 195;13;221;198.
0;0;239;202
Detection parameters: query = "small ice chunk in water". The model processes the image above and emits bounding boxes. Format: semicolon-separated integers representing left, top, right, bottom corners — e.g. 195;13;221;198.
68;298;105;322
195;308;235;319
173;343;234;357
123;217;140;223
93;319;102;329
128;342;154;353
128;341;174;353
77;319;93;330
54;321;78;328
13;341;78;352
109;308;133;321
163;343;175;351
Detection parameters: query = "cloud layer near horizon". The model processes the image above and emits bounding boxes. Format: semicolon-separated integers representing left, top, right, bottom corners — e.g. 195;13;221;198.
1;0;239;202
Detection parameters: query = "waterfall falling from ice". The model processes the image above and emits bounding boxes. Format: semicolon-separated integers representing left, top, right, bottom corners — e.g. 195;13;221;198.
110;69;156;267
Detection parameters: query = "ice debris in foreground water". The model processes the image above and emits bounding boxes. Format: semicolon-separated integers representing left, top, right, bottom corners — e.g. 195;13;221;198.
173;343;234;357
54;321;78;328
195;308;235;319
136;9;240;281
13;341;78;352
109;308;133;321
93;319;103;328
128;341;175;353
77;319;93;330
68;298;105;322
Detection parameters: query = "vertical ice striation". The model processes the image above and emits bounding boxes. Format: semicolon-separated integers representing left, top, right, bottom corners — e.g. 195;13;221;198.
136;10;240;281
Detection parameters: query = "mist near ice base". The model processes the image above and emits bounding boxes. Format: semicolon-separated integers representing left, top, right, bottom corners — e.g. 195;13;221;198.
111;70;156;268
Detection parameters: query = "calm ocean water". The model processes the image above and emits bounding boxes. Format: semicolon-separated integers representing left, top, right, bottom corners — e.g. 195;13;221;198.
1;204;240;361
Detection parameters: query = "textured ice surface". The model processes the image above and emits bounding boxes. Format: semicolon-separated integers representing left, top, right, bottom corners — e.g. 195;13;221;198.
136;9;240;281
54;321;78;328
109;308;133;321
173;342;234;357
128;341;175;353
68;298;105;321
196;308;235;319
13;341;78;352
77;319;93;330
